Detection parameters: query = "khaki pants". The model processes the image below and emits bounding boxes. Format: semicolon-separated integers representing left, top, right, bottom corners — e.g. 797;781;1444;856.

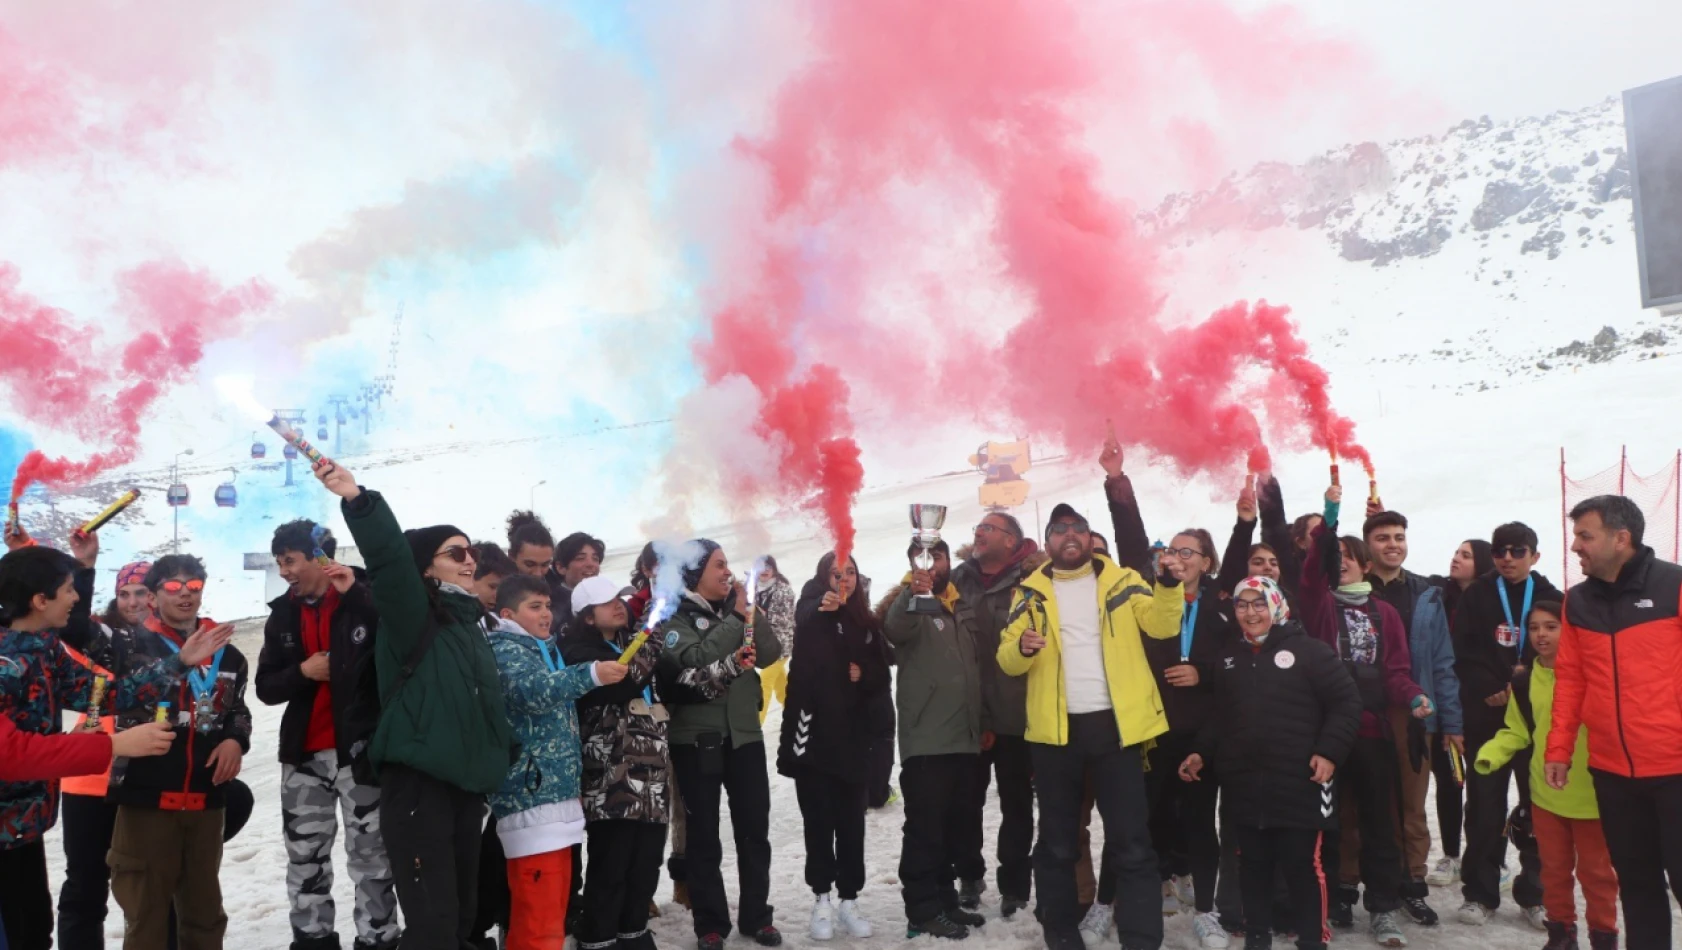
107;806;226;950
1339;706;1433;886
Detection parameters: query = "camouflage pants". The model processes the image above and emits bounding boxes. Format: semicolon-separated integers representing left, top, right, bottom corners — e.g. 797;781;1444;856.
281;750;399;945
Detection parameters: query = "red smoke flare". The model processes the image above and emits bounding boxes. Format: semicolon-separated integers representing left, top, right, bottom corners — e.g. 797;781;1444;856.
2;261;271;503
691;0;1370;539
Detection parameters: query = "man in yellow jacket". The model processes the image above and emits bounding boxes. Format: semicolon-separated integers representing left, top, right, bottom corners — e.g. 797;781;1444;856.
996;503;1183;950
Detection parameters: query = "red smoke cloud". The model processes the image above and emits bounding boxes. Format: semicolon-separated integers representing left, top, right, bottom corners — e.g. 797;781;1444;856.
690;0;1374;550
2;261;271;502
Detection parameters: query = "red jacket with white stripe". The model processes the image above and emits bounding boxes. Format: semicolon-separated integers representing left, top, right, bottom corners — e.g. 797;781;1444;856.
1549;547;1682;778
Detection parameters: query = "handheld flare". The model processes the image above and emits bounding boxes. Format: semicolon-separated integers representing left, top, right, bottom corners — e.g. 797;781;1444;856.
87;675;108;728
618;631;650;665
154;702;172;724
308;524;332;568
1450;745;1465;787
4;501;18;537
77;490;141;538
1368;478;1381;507
266;415;326;465
742;566;762;648
1330;451;1341;489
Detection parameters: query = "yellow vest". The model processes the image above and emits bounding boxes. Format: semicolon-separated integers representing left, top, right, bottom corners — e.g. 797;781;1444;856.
995;555;1182;747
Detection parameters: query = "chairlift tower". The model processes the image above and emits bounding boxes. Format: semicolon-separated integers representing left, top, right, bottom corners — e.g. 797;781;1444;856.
371;302;403;406
325;395;354;456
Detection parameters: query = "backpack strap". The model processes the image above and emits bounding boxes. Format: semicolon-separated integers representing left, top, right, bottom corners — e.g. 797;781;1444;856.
1511;668;1535;734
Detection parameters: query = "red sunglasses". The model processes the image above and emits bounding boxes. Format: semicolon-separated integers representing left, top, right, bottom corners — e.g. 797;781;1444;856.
159;579;206;594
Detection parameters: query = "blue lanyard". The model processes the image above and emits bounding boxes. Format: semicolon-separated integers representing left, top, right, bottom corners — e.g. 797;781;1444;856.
159;636;224;699
1179;594;1200;662
538;638;563;673
1496;576;1535;656
604;640;653;705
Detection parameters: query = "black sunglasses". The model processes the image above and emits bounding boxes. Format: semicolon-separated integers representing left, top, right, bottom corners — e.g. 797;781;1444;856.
1047;521;1090;536
436;545;474;564
1492;545;1532;559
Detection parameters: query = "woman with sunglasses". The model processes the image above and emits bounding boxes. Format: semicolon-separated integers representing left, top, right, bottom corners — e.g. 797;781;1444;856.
313;458;518;950
1141;528;1234;948
1448;523;1558;926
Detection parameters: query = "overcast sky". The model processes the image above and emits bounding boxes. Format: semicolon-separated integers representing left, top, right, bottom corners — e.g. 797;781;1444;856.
1267;0;1681;124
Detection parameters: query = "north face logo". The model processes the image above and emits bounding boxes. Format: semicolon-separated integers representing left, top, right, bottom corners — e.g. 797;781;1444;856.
1635;599;1655;609
1223;657;1235;670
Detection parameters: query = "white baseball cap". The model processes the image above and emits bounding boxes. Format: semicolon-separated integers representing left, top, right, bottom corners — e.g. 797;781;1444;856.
571;574;623;616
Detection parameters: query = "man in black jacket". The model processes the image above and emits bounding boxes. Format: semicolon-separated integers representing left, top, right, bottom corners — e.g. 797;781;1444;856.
950;513;1044;917
1451;522;1553;926
108;555;252;950
255;521;398;950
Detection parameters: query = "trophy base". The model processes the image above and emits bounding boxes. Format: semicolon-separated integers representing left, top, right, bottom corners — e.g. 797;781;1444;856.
908;594;943;615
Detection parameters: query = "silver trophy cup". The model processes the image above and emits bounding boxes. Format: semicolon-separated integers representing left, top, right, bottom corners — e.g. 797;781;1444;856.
909;504;948;615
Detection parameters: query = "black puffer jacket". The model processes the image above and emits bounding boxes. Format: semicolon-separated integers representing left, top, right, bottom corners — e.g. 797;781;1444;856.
254;571;381;768
776;576;891;781
1454;572;1562;714
1194;622;1360;831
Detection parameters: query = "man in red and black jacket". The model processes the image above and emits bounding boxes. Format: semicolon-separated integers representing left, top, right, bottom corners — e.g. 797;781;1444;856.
255;520;397;950
106;555;251;950
1549;495;1682;949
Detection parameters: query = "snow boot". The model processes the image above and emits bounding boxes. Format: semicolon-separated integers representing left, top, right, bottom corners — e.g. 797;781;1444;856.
1543;921;1579;950
908;914;971;940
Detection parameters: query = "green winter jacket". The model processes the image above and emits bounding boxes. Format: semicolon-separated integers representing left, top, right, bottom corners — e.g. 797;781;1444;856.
1474;662;1597;819
879;580;983;760
342;490;516;795
486;619;599;819
657;593;781;748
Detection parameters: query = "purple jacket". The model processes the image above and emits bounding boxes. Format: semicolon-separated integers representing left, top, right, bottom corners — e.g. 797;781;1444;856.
1297;523;1422;739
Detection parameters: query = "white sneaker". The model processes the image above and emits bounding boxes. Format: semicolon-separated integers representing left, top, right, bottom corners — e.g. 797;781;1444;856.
1457;901;1493;926
810;894;835;941
1522;905;1549;932
1194;911;1231;949
836;899;872;938
1171;875;1197;908
1162;880;1182;916
1080;903;1114;947
1424;856;1459;887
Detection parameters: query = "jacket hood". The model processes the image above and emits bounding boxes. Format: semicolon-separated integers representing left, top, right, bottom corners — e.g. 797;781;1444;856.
872;574;961;626
955;542;1049;580
487;616;553;649
1019;553;1139;596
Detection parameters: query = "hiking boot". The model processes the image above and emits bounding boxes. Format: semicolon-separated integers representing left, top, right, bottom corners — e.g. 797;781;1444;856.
1457;901;1493;926
1543;920;1579;950
1368;911;1407;948
1078;903;1113;947
958;879;986;911
1400;894;1438;926
1424;856;1459;887
1046;928;1085;950
1587;930;1617;950
1327;894;1355;930
1523;905;1550;931
1001;897;1030;919
837;900;873;939
946;907;986;929
907;914;970;940
752;926;783;948
697;936;724;950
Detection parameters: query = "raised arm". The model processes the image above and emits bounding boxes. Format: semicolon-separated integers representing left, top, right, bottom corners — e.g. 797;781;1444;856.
1101;440;1153;577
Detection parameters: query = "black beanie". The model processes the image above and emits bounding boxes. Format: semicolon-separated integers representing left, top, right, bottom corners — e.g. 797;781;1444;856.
681;539;722;592
405;525;468;575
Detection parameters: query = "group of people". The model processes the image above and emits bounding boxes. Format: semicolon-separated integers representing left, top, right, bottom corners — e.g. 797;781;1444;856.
4;441;1682;950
